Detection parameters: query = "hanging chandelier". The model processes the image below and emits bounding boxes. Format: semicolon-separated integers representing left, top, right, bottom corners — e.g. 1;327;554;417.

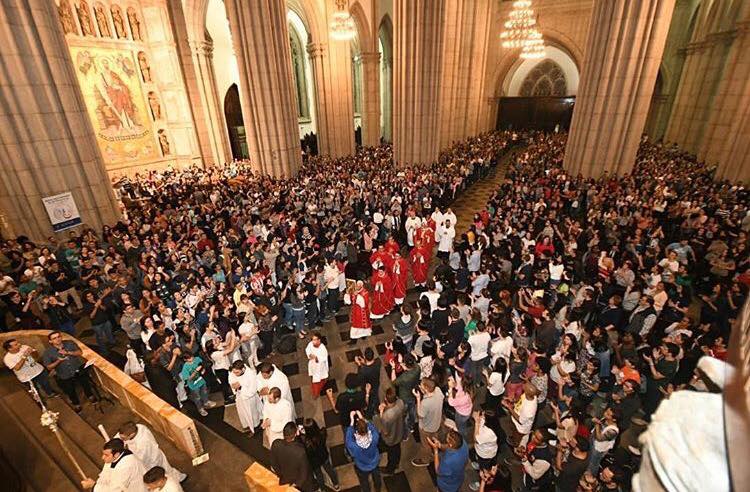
500;0;546;59
330;0;356;41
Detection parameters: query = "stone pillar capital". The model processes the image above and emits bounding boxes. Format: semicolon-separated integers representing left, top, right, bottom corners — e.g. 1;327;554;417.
306;42;327;58
358;52;381;64
190;38;214;57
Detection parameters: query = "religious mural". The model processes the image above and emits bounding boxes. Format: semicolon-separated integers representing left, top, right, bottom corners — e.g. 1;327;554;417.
70;46;159;165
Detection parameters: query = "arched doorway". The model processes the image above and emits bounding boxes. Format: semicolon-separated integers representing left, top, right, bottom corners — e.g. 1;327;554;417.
378;16;393;142
224;84;248;159
497;45;579;131
287;8;317;155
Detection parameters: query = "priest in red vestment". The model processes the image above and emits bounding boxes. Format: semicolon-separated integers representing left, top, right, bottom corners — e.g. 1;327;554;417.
391;252;409;305
370;246;388;271
370;266;394;319
409;244;429;288
349;280;372;340
384;236;400;257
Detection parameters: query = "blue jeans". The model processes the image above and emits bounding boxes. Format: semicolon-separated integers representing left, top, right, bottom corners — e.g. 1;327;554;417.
292;307;306;334
57;320;75;336
404;400;417;438
32;370;56;396
455;411;470;440
189;384;209;410
282;303;293;326
92;320;115;355
588;446;607;474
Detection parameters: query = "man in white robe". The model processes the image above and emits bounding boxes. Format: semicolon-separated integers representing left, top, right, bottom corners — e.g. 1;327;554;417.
304;333;329;399
261;387;293;449
228;360;262;433
81;438;147;492
143;466;183;492
405;211;423;248
257;362;296;421
117;422;186;484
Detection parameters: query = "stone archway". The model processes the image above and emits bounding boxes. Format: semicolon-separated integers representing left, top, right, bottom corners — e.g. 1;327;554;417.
224;84;247;159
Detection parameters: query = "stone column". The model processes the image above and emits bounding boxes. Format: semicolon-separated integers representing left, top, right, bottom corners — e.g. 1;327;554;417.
393;0;446;166
224;0;301;177
0;0;119;240
439;0;493;149
360;52;381;147
307;41;355;158
380;51;393;142
167;0;229;167
698;4;750;181
664;0;734;154
189;37;232;165
564;0;676;176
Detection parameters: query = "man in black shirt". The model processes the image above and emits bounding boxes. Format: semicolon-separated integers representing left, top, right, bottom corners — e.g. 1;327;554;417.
355;348;381;417
45;261;82;310
335;373;366;428
271;422;314;491
42;331;95;412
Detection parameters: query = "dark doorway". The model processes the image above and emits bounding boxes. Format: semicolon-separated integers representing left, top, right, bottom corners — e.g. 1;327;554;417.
224;84;248;159
496;96;575;132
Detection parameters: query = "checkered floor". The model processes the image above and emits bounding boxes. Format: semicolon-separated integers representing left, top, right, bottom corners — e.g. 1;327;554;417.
215;158;513;491
72;153;516;491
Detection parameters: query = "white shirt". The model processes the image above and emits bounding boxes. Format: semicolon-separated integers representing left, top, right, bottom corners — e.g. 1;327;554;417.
149;477;183;492
490;336;513;365
550;355;576;385
549;263;565;281
420;291;440;313
3;347;43;383
304;342;329;383
513;394;538;435
488;370;509;396
468;332;491;361
474;421;498;459
468;250;482;272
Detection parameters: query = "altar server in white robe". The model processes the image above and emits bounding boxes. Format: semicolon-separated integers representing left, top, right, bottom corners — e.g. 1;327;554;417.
261;387;293;449
304;332;330;399
116;422;186;484
143;466;183;492
257;362;296;421
228;360;263;433
81;438;147;492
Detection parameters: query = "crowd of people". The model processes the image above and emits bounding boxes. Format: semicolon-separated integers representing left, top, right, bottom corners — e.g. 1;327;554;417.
1;128;748;491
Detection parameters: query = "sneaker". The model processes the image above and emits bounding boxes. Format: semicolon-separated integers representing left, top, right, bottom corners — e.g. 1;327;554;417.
331;485;341;491
198;408;208;417
469;481;480;491
411;458;430;467
471;461;480;470
204;400;217;409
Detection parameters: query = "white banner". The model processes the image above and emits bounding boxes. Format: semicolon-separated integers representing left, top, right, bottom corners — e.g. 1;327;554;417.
42;192;82;232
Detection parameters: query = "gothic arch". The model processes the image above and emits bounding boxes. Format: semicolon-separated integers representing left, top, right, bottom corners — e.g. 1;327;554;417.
491;32;582;100
350;1;372;51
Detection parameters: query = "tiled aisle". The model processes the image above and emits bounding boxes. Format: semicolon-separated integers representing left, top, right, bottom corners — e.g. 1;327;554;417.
216;152;517;492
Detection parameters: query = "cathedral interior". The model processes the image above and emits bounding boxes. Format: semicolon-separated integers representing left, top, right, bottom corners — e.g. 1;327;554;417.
1;0;749;491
